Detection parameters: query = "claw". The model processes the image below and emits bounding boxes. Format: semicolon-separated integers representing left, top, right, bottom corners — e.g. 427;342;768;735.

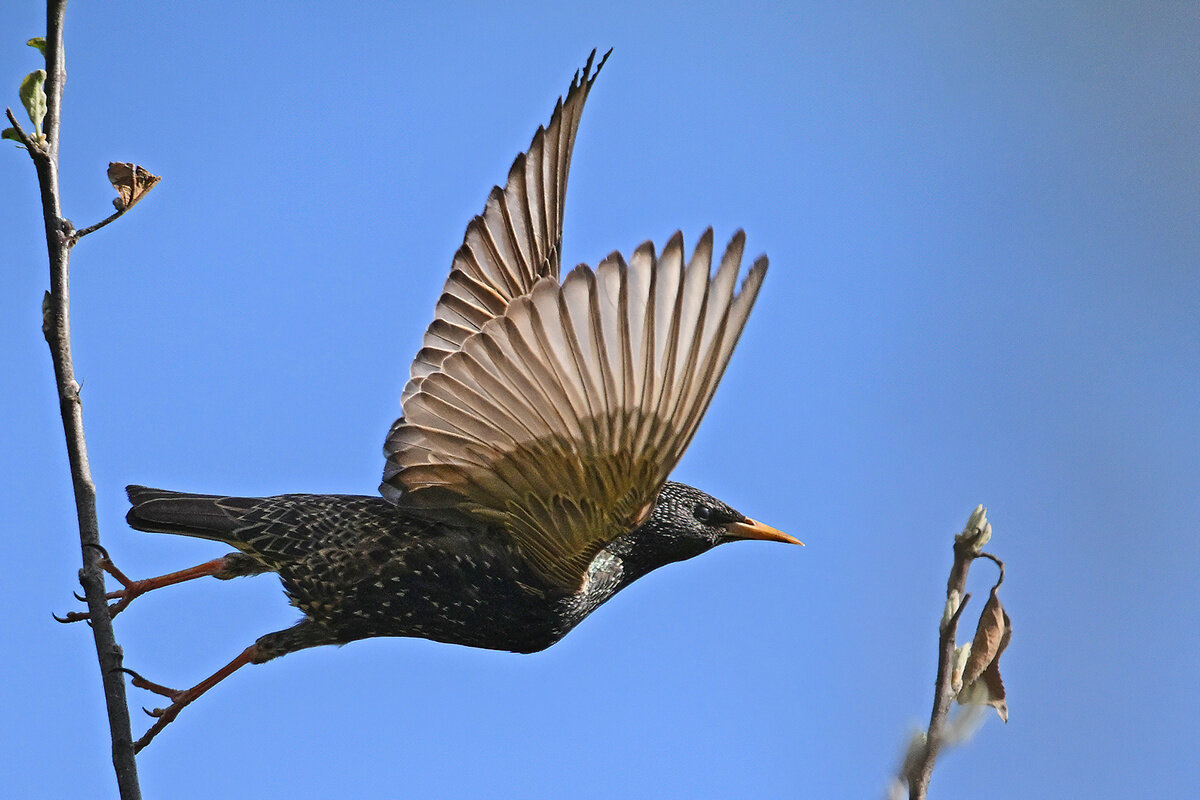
116;666;146;682
58;550;130;623
53;608;99;623
82;542;111;560
119;666;183;700
59;556;142;623
55;598;127;624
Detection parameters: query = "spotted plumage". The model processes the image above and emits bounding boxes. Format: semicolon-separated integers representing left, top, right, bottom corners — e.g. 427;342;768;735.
88;50;799;751
126;482;787;658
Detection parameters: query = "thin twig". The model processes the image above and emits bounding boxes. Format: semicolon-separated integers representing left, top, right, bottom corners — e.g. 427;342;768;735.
21;2;143;796
72;207;125;240
5;106;35;149
900;510;993;800
906;549;971;797
977;551;1005;585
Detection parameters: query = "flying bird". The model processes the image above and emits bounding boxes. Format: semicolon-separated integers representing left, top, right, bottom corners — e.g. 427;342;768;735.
67;49;800;751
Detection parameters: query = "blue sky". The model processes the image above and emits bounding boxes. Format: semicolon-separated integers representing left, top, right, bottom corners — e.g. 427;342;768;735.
2;2;1196;798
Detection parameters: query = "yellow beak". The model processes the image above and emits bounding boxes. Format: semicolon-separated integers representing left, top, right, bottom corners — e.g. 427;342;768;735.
722;518;803;546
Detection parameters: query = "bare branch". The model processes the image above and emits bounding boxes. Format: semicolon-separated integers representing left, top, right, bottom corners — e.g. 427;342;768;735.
896;506;1010;800
72;207;125;240
5;106;36;149
17;1;143;796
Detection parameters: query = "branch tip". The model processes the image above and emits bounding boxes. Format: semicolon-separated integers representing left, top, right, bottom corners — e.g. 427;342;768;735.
897;507;1011;799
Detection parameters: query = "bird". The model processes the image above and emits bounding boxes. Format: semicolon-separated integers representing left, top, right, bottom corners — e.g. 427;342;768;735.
66;49;801;752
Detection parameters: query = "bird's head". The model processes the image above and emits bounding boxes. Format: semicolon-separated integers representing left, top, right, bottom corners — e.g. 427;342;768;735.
619;481;801;575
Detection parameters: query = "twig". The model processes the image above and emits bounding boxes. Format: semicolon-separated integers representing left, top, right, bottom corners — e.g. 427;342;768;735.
16;2;143;796
899;506;997;800
5;106;34;148
72;207;126;240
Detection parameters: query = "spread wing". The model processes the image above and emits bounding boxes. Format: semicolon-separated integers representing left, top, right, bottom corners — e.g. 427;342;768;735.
383;230;767;592
401;49;609;406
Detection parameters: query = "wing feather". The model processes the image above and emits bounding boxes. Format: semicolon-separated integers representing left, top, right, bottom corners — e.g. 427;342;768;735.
401;50;609;404
381;45;768;592
384;230;768;591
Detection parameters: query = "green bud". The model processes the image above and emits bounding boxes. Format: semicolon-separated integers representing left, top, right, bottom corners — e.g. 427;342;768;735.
27;37;47;57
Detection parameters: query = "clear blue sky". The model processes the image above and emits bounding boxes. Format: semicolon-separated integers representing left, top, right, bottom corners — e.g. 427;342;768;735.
2;2;1196;798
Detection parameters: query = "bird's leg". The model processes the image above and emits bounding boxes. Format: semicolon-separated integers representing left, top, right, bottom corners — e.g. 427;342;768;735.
123;643;261;752
55;555;232;622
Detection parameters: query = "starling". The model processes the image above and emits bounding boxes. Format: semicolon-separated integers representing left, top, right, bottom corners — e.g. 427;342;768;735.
72;49;801;751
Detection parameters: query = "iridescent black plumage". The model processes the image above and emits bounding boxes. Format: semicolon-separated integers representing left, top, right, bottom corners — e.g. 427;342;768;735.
125;482;788;660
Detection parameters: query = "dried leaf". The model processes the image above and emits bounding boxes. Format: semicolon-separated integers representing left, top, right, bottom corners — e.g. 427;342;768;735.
961;585;1005;687
956;635;1009;722
981;632;1010;722
107;162;161;211
956;582;1012;721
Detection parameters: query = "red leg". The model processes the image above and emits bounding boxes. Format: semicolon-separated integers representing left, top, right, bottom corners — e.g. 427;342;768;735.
124;644;260;752
55;556;230;623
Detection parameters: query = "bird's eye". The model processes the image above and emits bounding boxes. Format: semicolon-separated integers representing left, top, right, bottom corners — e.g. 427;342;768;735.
694;505;715;524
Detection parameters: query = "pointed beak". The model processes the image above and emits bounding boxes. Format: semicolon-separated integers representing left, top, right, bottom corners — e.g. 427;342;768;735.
722;518;803;546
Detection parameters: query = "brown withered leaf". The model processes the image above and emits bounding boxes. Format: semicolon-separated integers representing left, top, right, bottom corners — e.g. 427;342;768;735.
957;621;1011;722
957;582;1012;722
962;584;1005;687
981;625;1011;722
107;161;161;211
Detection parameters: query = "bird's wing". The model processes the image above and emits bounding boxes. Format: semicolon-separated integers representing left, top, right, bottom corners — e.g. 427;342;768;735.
383;230;767;592
401;49;609;406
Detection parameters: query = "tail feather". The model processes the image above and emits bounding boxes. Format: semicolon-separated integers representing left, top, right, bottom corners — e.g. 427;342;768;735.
126;485;258;545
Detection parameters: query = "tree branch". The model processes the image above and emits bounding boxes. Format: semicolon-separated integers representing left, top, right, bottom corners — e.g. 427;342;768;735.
18;2;143;796
72;207;126;239
894;505;1008;800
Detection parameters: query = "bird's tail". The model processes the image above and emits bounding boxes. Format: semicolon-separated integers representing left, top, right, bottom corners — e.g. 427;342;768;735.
126;485;260;546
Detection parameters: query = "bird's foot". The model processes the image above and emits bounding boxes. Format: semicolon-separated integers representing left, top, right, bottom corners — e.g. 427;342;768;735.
54;545;146;623
55;553;230;623
119;668;193;752
119;644;260;752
